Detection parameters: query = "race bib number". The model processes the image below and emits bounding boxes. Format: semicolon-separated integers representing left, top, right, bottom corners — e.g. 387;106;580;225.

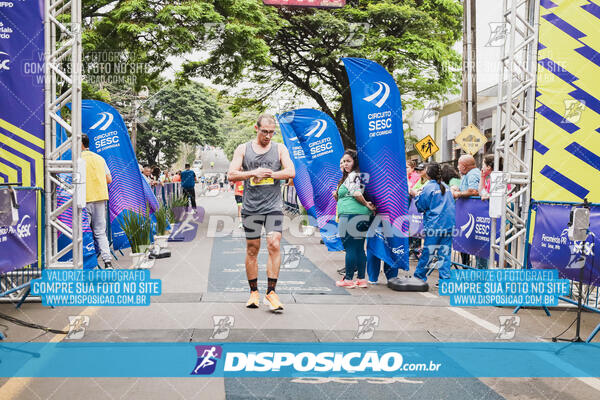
250;178;275;186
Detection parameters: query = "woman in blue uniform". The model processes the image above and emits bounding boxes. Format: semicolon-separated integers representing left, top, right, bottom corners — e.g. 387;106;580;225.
414;163;455;283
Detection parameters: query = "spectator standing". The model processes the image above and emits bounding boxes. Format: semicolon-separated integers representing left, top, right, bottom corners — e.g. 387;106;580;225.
180;163;197;211
172;171;181;182
142;165;153;185
408;162;427;259
441;164;461;191
81;134;113;269
479;154;502;200
366;254;398;285
414;163;455;283
451;155;480;199
334;149;376;289
452;155;487;269
151;165;161;183
410;163;428;196
407;160;421;190
160;169;172;184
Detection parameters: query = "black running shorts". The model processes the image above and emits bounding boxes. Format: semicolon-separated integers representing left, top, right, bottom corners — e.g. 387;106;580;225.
242;211;284;240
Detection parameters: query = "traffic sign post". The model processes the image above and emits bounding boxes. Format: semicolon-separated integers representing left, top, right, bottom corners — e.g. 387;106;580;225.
455;124;487;155
415;135;439;160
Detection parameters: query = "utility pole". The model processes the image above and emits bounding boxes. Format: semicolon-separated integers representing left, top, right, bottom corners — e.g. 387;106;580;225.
462;0;478;130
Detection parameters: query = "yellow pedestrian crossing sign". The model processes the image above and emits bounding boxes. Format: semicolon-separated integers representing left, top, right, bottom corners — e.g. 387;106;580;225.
415;135;439;159
455;124;487;155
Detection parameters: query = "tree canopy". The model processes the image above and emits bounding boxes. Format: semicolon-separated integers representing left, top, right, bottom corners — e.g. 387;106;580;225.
181;0;463;147
82;1;222;92
136;82;224;166
80;1;463;152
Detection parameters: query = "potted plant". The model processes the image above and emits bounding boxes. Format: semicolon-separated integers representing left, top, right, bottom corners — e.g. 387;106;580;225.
299;206;315;236
119;206;153;267
168;194;189;223
154;205;170;248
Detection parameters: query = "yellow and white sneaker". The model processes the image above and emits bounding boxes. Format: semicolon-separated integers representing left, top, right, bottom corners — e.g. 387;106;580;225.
264;291;284;312
246;290;260;308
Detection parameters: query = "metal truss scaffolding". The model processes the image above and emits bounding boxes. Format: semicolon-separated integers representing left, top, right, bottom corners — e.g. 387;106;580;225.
44;0;83;268
490;0;540;268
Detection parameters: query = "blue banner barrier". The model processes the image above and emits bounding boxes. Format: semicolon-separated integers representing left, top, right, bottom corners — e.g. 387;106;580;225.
407;198;497;259
80;101;159;251
451;198;499;259
0;188;39;273
278;109;345;251
407;198;423;238
529;202;600;286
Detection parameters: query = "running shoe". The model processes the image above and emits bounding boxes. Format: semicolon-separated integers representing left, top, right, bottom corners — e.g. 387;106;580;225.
367;280;378;285
335;279;356;288
337;267;346;275
264;291;284;311
355;279;368;288
246;291;260;308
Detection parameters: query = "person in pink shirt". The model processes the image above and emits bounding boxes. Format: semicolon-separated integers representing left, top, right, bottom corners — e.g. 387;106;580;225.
479;154;512;201
407;160;421;190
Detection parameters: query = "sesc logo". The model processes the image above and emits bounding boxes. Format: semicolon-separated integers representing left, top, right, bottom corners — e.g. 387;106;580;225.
191;345;223;375
363;81;390;108
0;51;10;71
16;215;32;238
392;247;404;255
90;111;114;131
305;119;327;139
459;213;475;239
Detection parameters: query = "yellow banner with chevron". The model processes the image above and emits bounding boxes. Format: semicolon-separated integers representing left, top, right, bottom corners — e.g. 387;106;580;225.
532;0;600;203
0;119;45;188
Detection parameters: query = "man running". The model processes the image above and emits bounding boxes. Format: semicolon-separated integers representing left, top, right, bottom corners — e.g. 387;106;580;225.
227;114;295;311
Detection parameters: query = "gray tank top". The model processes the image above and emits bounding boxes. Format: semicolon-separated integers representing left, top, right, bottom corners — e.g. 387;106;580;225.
241;141;282;214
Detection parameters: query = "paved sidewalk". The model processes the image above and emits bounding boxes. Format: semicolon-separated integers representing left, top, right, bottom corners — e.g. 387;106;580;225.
1;192;600;399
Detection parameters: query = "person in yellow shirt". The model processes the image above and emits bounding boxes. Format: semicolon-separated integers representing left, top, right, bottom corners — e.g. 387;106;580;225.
81;134;113;269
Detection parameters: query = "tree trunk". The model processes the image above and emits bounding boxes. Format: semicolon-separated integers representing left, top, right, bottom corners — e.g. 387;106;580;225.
340;91;356;150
